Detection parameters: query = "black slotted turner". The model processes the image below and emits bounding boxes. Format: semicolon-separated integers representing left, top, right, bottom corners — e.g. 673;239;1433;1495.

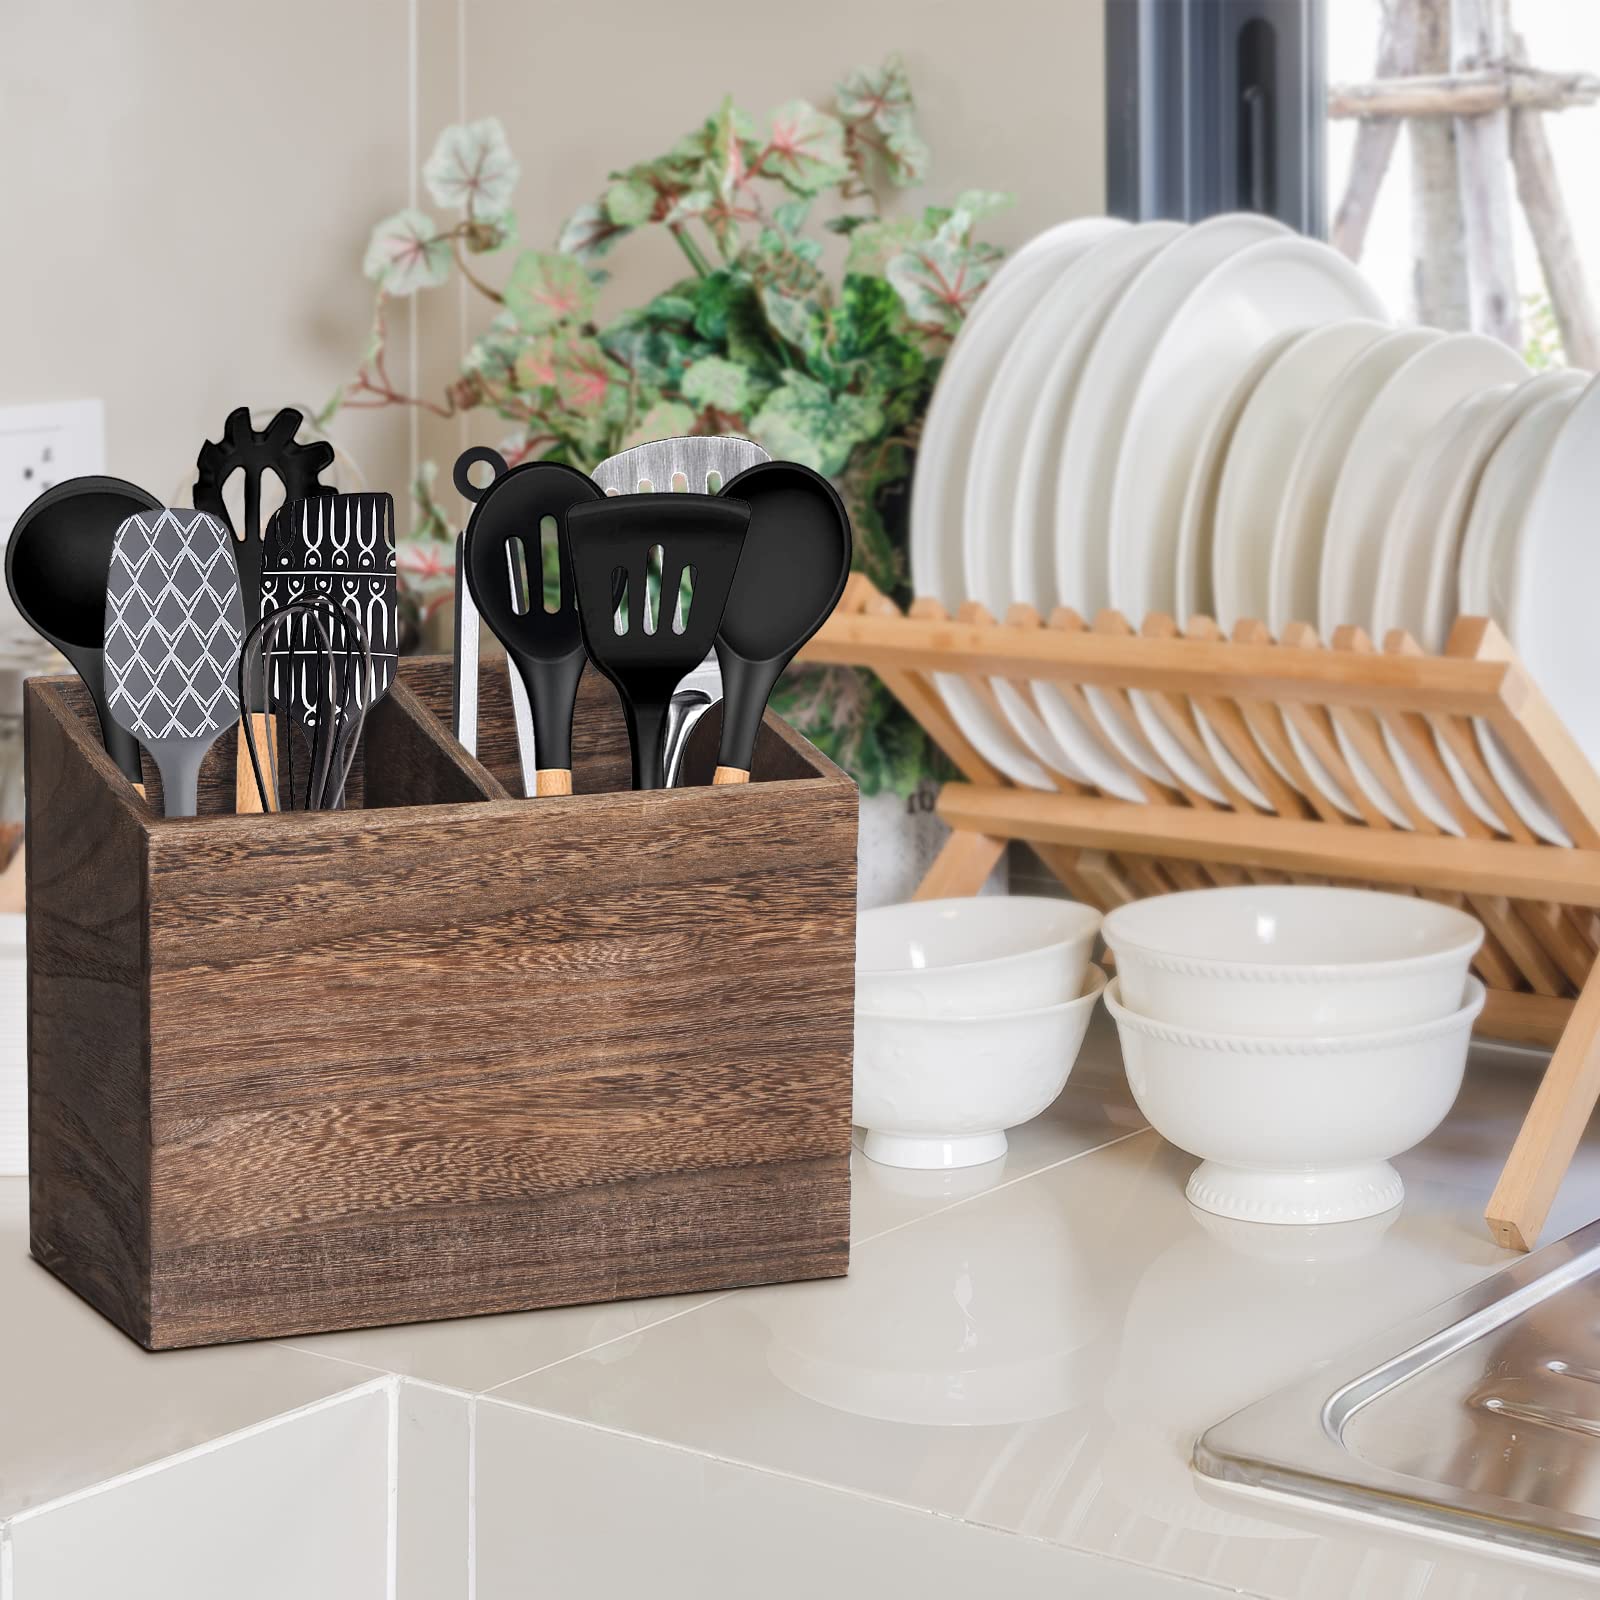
564;494;751;790
462;460;604;796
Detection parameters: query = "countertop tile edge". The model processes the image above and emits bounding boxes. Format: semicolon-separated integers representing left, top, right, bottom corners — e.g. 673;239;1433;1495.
6;1374;396;1527
474;1397;1245;1596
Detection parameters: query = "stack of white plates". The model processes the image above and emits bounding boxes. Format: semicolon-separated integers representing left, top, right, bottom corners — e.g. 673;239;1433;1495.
0;914;23;1175
910;211;1597;846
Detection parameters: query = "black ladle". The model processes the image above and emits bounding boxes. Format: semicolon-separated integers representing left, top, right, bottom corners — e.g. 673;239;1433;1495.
4;475;161;784
710;462;853;784
460;455;604;796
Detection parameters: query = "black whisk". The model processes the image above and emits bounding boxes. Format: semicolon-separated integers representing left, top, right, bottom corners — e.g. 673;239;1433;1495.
237;598;374;811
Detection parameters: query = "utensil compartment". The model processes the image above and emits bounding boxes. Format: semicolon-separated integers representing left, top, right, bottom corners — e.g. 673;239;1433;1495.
24;655;857;1350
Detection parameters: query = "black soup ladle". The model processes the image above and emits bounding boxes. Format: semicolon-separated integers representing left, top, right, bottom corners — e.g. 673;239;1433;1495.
710;461;853;784
5;475;161;784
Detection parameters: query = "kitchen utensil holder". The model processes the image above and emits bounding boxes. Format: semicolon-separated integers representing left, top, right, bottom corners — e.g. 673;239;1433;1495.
23;657;856;1349
801;575;1600;1254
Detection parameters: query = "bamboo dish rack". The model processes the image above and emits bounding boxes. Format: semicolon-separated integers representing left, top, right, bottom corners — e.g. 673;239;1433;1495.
801;574;1600;1254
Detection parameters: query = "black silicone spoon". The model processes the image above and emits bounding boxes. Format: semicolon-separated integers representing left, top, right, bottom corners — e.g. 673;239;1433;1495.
710;462;852;784
4;475;161;784
564;493;752;790
462;458;604;796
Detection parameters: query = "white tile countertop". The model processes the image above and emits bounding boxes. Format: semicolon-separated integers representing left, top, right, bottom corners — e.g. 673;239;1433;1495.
4;1015;1600;1597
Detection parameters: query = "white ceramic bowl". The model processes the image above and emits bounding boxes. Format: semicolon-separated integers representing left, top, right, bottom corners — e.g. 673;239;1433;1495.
1105;975;1484;1224
856;895;1101;1018
1103;885;1481;1035
853;966;1107;1169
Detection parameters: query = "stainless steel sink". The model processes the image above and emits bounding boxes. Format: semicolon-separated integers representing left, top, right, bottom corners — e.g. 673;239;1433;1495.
1196;1218;1600;1567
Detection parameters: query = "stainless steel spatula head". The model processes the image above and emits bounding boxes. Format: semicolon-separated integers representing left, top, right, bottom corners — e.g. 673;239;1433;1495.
104;508;244;817
590;435;768;498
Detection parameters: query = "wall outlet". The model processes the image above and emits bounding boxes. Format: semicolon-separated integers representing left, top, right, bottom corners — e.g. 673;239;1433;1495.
0;399;106;543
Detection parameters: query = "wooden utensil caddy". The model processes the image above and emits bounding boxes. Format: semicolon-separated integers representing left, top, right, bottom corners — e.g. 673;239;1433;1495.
23;657;857;1350
801;576;1600;1253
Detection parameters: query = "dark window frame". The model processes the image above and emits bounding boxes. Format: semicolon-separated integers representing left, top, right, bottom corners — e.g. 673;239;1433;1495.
1105;0;1326;236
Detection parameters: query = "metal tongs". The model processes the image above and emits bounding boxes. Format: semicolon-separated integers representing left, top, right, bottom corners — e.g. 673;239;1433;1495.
237;598;374;811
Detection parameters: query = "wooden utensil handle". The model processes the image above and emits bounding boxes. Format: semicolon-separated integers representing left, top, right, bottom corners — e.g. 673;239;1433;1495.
713;766;751;786
535;768;572;797
236;713;277;813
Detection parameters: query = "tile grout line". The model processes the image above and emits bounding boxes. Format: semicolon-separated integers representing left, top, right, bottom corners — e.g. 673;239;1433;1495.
5;1376;393;1527
385;1375;400;1600
851;1123;1154;1251
477;1127;1154;1393
478;1293;740;1396
471;1396;1242;1597
278;1340;399;1381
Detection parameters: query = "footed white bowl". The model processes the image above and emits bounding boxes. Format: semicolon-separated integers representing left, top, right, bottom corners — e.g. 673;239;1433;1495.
1104;975;1483;1224
854;966;1106;1169
856;895;1101;1019
1103;885;1481;1035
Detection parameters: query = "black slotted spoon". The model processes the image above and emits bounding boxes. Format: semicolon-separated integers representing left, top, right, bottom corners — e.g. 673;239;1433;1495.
563;494;751;790
462;460;603;796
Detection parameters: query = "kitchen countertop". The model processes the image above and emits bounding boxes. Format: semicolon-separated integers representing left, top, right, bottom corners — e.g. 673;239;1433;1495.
5;1015;1600;1598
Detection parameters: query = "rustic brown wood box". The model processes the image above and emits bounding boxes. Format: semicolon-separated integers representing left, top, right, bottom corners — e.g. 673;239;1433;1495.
24;656;857;1350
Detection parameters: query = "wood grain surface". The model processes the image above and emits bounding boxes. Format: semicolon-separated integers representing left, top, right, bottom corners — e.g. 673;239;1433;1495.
25;682;153;1344
26;661;858;1348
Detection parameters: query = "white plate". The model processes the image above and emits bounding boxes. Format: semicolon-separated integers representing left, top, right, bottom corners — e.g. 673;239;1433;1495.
909;218;1126;789
964;223;1175;794
1318;333;1529;829
1258;328;1442;817
1107;238;1384;800
991;223;1186;802
1111;238;1384;630
1055;212;1287;787
1369;374;1577;834
1458;378;1586;846
1171;332;1304;810
1507;372;1600;840
1211;320;1389;633
1370;383;1518;833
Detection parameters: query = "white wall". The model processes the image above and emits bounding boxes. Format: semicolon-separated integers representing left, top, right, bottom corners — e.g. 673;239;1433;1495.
1;0;1106;517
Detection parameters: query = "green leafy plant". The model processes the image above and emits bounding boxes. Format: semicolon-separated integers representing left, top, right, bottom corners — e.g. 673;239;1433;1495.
326;57;1010;795
1522;289;1565;372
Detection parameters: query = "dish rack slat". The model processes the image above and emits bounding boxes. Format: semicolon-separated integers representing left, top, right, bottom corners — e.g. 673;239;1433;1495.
801;575;1600;1254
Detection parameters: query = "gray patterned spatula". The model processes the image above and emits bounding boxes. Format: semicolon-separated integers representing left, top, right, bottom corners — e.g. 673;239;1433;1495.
104;508;245;817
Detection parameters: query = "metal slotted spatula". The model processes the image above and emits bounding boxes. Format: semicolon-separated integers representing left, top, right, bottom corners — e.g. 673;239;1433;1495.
103;509;245;817
462;460;603;796
591;436;768;785
563;493;751;790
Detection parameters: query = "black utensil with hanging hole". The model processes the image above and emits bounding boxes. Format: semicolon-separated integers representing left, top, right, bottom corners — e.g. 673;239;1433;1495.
462;460;603;796
4;475;162;785
711;461;853;785
564;493;752;791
